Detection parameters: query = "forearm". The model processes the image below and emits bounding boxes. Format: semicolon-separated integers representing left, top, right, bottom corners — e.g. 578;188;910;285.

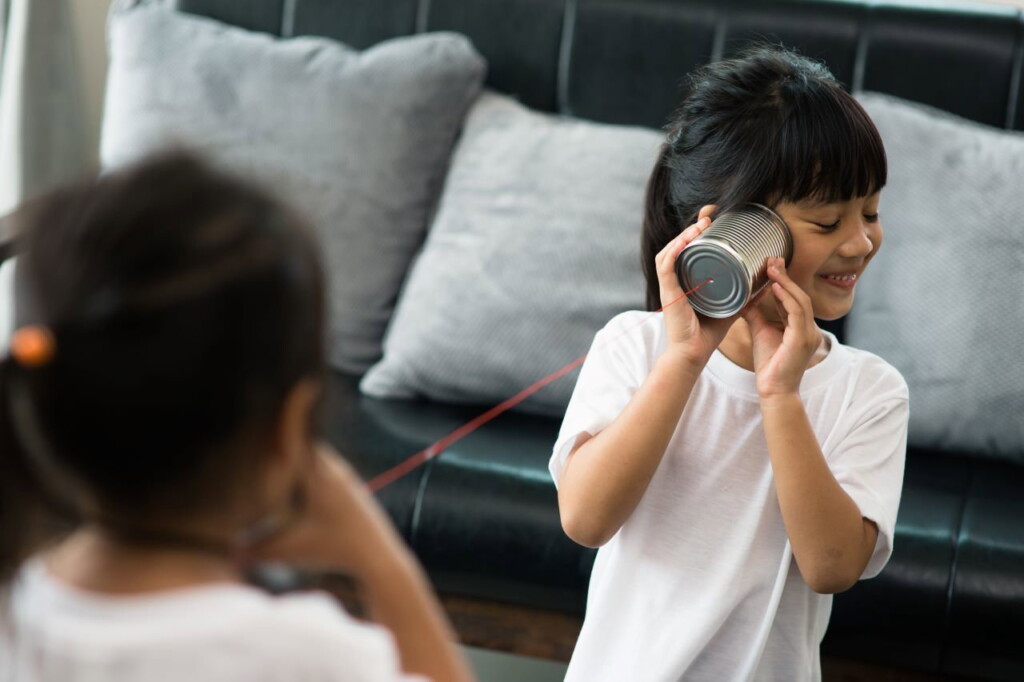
760;394;875;593
558;348;703;547
358;547;475;682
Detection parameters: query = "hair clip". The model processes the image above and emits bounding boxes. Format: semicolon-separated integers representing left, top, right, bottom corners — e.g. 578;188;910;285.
10;325;56;369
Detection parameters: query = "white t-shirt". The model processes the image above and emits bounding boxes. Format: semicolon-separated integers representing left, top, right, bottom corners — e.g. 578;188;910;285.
550;311;909;682
0;558;427;682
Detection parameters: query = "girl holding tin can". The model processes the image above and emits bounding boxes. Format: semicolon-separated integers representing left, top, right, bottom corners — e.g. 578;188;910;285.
551;46;909;681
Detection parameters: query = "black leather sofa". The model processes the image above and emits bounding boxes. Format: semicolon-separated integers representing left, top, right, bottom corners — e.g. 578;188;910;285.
170;1;1024;680
7;0;1024;679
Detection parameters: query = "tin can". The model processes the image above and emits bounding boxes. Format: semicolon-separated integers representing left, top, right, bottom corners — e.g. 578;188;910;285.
674;203;793;318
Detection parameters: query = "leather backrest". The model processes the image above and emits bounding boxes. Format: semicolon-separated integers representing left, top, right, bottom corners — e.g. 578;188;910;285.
175;0;1024;131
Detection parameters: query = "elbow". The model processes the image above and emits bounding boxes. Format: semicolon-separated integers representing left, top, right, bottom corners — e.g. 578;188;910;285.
559;504;615;549
805;572;858;595
800;557;863;595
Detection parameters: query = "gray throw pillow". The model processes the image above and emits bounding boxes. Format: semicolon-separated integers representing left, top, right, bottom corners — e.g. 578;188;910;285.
849;92;1024;462
361;92;658;416
102;0;485;373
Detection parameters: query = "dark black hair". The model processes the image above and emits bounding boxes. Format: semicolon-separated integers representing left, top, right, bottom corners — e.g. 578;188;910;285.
0;152;325;584
642;45;887;310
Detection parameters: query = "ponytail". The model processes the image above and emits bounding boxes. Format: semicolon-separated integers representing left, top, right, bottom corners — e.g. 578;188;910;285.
0;358;45;586
641;142;684;312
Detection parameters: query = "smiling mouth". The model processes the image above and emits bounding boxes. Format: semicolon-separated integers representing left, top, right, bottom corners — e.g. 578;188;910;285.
819;273;859;289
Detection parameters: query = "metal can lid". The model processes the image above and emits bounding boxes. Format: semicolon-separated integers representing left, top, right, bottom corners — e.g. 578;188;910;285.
676;240;750;318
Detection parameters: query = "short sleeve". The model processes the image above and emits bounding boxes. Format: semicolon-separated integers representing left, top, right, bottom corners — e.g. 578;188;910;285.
828;367;910;579
549;312;655;488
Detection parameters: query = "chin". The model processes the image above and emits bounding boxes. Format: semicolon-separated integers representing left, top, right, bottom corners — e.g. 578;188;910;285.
812;298;854;321
810;279;857;321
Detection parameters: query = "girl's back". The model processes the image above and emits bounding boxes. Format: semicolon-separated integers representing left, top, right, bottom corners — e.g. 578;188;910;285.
0;153;472;682
5;558;418;682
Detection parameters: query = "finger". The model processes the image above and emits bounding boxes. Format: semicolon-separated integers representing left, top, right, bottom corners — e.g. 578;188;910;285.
749;283;770;308
742;297;768;332
657;247;684;296
771;280;806;326
770;279;821;355
770;258;806;296
767;258;812;308
655;234;682;271
657;217;710;263
656;218;710;290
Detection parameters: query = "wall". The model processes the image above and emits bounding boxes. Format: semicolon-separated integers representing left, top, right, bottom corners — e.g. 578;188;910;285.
69;0;115;162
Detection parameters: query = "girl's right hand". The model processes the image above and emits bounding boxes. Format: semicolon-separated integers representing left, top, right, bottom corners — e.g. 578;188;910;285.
249;445;477;682
655;213;742;364
244;443;413;580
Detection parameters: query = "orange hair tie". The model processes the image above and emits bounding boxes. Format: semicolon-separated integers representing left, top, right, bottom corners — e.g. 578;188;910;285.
10;325;56;369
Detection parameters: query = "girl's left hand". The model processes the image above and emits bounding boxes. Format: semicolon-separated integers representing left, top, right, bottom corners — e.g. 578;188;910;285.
742;257;822;398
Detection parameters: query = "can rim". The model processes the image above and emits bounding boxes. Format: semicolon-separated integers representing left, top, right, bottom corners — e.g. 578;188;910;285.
678;240;750;318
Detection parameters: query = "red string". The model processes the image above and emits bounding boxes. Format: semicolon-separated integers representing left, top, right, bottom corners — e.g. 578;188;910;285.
366;279;712;492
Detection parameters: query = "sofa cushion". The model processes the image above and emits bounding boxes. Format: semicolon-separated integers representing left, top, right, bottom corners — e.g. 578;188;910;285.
944;463;1024;680
361;91;658;416
847;92;1024;463
823;448;973;671
324;367;594;615
408;408;595;615
102;0;485;373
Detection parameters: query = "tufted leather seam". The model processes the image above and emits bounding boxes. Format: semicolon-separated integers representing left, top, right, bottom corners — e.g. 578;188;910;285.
409;456;437;550
415;0;430;33
556;0;577;116
939;468;976;672
852;0;875;94
1006;10;1024;129
280;0;296;37
711;1;728;64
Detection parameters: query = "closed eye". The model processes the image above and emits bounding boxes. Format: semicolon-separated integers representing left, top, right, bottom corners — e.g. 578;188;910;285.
815;220;841;231
864;213;880;222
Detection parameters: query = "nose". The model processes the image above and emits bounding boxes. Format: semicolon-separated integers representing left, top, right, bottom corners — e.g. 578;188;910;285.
837;221;877;259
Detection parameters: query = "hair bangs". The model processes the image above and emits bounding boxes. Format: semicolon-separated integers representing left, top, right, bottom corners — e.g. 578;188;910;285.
769;87;887;206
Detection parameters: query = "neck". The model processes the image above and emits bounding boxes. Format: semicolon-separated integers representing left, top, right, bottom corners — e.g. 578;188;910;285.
46;524;243;596
718;317;759;371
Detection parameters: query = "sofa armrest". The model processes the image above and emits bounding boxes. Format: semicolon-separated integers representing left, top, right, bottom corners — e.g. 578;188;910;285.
0;211;18;263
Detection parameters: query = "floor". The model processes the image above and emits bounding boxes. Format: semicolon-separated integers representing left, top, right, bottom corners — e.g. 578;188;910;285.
462;647;979;682
463;646;568;682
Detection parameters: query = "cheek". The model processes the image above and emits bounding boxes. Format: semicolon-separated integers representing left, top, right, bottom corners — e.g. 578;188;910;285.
870;224;884;255
782;249;821;287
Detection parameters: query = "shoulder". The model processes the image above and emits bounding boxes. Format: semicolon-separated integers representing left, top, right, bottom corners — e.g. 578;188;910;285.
599;309;660;336
5;570;408;681
838;340;909;401
233;591;405;679
594;310;666;358
247;590;389;646
582;310;666;382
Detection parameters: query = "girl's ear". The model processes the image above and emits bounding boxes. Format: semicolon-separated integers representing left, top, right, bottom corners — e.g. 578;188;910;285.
697;204;719;223
273;379;322;475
